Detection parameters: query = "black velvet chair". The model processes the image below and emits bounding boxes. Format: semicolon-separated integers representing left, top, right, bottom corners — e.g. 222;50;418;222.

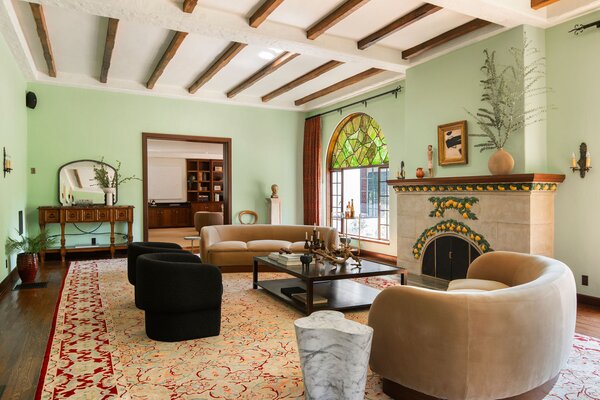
136;252;223;342
127;242;189;285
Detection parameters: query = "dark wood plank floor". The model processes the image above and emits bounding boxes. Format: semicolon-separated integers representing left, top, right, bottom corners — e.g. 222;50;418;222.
0;261;599;400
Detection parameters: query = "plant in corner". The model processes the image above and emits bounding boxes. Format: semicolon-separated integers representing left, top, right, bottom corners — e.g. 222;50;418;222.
93;158;141;206
5;231;56;284
468;35;548;175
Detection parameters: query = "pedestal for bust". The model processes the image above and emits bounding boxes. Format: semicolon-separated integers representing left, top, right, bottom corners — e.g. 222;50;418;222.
294;310;373;400
266;197;282;225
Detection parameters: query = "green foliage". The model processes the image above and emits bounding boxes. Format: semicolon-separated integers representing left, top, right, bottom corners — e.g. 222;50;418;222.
93;158;141;188
468;35;548;152
5;231;57;255
428;196;479;220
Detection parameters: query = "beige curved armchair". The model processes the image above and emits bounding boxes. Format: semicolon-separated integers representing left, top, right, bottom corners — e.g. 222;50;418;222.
368;251;576;400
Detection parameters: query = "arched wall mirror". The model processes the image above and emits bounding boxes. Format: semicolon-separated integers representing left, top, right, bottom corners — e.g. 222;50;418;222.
58;160;117;205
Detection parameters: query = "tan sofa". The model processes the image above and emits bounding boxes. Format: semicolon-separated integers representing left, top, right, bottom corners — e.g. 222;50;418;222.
368;251;576;400
200;224;339;268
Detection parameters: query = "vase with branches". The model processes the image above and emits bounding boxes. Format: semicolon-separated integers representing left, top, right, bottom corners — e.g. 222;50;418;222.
93;158;141;206
468;35;548;175
5;231;57;284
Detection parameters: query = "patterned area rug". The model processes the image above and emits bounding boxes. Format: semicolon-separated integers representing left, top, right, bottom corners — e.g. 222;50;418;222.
36;259;600;399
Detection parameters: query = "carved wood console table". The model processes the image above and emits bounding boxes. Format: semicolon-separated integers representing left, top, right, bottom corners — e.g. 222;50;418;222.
38;205;134;263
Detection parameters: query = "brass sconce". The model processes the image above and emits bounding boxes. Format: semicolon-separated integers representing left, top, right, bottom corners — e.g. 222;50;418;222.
571;142;591;178
3;147;12;177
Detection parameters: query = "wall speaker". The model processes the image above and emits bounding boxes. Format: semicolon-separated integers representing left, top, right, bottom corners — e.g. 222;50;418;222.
18;210;23;235
26;91;37;109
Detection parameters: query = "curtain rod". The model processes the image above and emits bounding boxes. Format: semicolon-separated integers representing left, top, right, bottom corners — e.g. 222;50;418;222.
306;85;403;120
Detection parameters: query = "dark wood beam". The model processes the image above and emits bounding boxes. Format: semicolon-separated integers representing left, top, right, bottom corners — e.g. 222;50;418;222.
531;0;560;9
402;18;492;59
188;42;247;94
249;0;286;28
147;31;188;89
357;4;442;50
99;18;119;83
227;52;299;98
29;3;56;77
183;0;198;13
262;60;343;102
294;68;384;106
307;0;370;40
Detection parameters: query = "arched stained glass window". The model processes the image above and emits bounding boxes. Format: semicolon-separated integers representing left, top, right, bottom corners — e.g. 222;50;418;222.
330;113;388;169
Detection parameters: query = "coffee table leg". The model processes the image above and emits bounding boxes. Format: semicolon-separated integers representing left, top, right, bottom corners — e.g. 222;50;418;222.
306;281;313;315
253;259;258;289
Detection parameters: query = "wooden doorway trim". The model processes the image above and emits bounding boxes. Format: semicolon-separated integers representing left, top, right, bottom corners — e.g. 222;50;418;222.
142;132;232;241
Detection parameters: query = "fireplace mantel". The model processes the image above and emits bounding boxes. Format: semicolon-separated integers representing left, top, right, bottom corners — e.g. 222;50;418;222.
388;173;565;275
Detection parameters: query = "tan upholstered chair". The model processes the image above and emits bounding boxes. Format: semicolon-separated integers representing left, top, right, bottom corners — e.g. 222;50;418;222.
368;251;576;400
194;211;223;235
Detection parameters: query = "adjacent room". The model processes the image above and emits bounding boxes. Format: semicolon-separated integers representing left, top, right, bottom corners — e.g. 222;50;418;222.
1;0;599;399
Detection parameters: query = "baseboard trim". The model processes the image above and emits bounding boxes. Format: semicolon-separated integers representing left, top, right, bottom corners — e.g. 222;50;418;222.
359;249;397;265
0;267;19;297
577;293;600;307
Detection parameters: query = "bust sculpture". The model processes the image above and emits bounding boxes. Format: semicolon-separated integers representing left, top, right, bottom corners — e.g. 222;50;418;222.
271;184;279;198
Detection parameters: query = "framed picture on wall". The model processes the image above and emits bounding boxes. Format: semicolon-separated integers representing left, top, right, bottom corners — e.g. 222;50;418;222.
437;120;468;166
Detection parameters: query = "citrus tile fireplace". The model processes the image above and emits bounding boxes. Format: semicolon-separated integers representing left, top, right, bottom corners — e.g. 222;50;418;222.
388;174;565;276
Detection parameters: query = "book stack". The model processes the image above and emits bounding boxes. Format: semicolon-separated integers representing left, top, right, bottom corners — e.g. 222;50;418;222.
268;252;303;265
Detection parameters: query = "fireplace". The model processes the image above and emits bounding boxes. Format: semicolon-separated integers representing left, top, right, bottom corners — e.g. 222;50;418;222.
422;235;481;280
388;174;565;276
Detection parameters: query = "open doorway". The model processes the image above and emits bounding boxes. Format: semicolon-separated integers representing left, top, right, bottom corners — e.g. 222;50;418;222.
142;133;232;246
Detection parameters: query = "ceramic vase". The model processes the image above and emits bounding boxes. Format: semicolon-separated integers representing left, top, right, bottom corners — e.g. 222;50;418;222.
17;253;38;284
102;187;116;206
488;148;514;175
416;168;425;179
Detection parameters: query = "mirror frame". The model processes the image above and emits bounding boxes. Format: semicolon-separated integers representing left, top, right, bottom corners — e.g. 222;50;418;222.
57;159;118;205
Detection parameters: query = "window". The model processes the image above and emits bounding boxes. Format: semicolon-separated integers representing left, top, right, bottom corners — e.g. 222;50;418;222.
327;113;389;242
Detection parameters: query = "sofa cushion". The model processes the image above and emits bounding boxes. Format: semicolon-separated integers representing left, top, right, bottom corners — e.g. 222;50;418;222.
290;241;308;253
208;241;248;252
447;278;509;292
247;240;292;252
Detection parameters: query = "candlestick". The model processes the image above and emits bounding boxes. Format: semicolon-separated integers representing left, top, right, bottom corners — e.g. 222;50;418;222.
586;151;591;168
571;153;577;168
305;232;308;240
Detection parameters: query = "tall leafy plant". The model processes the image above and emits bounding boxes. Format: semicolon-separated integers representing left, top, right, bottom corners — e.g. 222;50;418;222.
5;231;56;255
93;158;141;188
468;36;548;152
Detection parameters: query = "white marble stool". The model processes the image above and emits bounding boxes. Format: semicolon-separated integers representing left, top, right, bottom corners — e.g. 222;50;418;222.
294;310;373;400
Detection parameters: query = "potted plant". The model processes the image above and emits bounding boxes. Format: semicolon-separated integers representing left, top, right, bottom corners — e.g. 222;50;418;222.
93;159;140;206
468;37;548;175
5;231;56;284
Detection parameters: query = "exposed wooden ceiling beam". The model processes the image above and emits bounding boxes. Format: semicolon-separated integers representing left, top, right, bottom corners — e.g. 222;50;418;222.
227;52;299;98
262;60;343;102
99;18;119;83
307;0;370;40
358;4;442;50
188;42;247;94
147;31;188;89
183;0;198;13
29;3;56;77
402;18;492;59
294;67;384;106
249;0;285;28
531;0;560;10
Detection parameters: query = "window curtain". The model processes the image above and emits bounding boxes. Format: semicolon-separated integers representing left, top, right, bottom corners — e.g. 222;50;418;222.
303;116;322;225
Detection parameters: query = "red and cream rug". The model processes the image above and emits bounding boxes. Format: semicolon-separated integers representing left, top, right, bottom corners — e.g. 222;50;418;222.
36;259;600;399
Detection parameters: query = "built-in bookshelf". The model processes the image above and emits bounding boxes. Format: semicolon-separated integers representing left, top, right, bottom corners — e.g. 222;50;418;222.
186;159;224;204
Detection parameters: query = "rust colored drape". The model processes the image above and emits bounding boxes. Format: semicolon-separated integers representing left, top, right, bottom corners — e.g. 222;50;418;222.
303;117;321;225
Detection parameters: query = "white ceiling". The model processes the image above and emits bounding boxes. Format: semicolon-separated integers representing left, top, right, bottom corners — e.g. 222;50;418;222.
2;0;600;111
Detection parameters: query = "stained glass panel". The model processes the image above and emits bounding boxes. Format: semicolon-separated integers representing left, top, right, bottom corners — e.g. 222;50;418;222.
330;114;388;169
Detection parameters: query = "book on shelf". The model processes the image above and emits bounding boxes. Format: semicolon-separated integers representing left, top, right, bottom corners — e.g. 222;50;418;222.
280;286;306;298
291;293;328;305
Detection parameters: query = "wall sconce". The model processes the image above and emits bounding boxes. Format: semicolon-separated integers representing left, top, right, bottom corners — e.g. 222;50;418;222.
571;142;591;178
3;147;12;177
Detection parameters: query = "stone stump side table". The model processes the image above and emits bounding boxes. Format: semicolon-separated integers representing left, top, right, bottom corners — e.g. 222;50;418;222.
294;310;373;400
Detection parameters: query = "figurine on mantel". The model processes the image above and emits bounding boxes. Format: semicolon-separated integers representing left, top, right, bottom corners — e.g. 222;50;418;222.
428;145;434;177
271;184;279;198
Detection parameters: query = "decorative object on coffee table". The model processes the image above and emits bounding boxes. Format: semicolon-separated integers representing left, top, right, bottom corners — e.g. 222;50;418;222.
437;120;468;166
295;310;373;400
5;231;56;284
300;254;313;269
304;225;361;267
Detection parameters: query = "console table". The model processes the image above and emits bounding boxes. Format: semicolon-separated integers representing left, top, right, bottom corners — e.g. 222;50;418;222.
38;205;134;263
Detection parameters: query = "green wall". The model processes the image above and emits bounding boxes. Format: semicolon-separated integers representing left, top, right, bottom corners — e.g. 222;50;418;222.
546;10;600;297
26;84;305;243
0;33;28;282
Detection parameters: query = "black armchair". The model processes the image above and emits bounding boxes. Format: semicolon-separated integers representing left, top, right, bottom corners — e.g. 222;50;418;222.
127;242;189;285
136;252;223;342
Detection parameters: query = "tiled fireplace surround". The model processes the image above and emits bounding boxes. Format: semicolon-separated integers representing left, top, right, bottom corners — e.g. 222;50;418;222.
388;174;565;275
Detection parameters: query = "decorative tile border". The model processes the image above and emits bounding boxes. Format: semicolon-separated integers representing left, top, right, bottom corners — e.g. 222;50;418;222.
412;219;493;260
428;196;479;220
394;182;559;193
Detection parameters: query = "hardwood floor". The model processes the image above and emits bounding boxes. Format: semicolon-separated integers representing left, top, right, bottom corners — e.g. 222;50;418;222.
0;260;599;400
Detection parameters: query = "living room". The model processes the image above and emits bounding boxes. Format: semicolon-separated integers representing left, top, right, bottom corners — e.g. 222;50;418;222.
1;0;599;399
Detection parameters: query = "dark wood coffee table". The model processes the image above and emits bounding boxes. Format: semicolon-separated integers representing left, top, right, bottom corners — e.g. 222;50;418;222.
252;256;406;315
